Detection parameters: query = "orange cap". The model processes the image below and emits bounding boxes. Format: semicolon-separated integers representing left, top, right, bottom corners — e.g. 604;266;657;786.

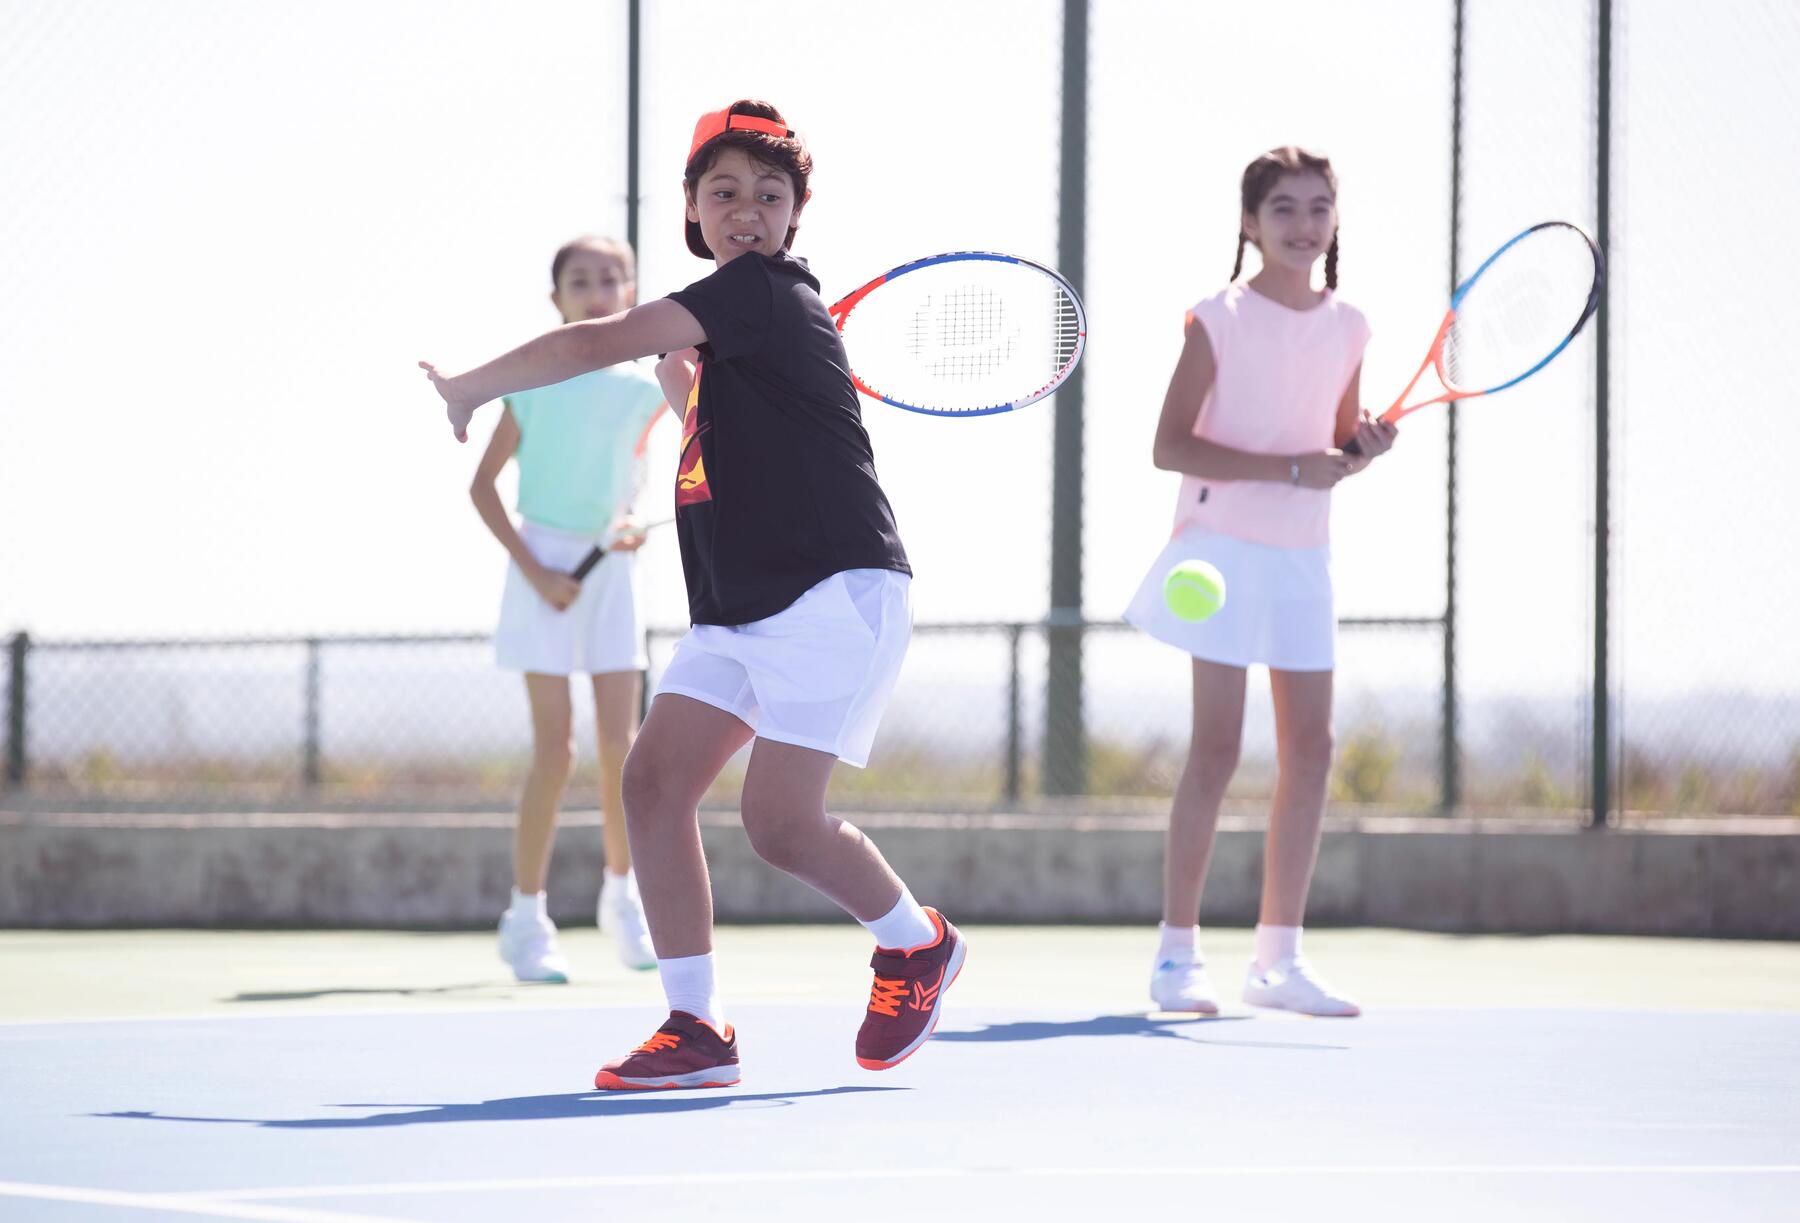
683;103;798;259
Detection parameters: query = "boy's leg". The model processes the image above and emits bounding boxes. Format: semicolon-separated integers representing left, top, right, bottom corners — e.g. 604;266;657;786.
1245;666;1358;1016
619;693;752;959
594;693;751;1090
738;739;910;923
739;737;962;1071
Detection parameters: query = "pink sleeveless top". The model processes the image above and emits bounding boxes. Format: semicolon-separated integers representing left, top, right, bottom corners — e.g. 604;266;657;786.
1175;283;1371;549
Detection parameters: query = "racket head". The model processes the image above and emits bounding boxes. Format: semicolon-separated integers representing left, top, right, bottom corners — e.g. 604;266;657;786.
1440;220;1604;398
829;251;1086;417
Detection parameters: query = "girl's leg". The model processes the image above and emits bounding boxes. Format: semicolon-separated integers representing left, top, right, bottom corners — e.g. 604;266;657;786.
1161;658;1248;927
618;693;753;959
738;739;908;922
1261;667;1335;926
515;673;575;894
589;669;643;876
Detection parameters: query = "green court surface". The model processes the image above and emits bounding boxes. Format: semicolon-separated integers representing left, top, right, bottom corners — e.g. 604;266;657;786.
6;924;1799;1023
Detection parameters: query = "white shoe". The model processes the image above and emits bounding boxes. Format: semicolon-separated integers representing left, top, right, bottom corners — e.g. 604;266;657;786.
1243;955;1361;1017
1150;957;1220;1015
498;909;570;983
598;874;657;971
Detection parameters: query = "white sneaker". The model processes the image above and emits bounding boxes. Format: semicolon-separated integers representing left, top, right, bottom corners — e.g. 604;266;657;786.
1150;957;1220;1015
1243;955;1361;1017
497;909;570;983
598;874;657;971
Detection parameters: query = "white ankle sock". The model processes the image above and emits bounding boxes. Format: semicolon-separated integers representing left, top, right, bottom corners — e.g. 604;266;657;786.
1156;922;1201;965
861;889;937;951
657;952;723;1029
509;888;547;919
1255;923;1301;970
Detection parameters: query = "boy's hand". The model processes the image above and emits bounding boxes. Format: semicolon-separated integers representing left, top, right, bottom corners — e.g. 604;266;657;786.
419;361;480;443
524;561;581;612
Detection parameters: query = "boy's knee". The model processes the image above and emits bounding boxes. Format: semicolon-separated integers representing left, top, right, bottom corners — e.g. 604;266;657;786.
620;751;670;816
740;799;816;873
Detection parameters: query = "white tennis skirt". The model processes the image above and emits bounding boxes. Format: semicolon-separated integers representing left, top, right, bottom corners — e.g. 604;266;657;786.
1123;526;1336;671
495;520;647;676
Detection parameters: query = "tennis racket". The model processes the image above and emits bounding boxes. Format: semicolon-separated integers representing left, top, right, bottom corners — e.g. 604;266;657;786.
569;514;675;581
1346;220;1603;453
828;251;1086;417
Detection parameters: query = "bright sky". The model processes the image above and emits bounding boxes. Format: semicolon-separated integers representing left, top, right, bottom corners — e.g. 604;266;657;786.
2;0;1794;700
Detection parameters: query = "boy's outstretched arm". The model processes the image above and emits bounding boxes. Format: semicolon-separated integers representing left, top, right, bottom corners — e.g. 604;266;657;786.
423;299;707;442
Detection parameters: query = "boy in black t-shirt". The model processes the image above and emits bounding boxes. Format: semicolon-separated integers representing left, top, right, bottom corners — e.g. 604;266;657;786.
423;100;964;1089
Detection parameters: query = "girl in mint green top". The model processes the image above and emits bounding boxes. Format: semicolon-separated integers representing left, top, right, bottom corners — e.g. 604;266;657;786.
469;235;669;981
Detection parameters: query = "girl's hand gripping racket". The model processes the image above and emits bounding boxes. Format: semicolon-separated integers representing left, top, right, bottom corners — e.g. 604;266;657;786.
1346;220;1604;454
569;514;676;582
828;251;1087;417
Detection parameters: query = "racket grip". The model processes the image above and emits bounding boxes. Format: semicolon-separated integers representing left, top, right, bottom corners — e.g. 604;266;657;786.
1342;438;1363;457
570;547;603;581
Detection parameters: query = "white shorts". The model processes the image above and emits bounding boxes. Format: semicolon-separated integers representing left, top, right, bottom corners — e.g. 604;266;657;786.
654;568;912;768
495;520;647;676
1124;526;1336;671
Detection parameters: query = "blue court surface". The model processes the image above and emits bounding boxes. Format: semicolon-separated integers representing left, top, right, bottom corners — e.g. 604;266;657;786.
4;985;1798;1222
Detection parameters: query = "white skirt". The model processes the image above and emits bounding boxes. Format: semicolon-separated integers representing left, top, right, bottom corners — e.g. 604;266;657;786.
495;520;647;676
1123;526;1336;671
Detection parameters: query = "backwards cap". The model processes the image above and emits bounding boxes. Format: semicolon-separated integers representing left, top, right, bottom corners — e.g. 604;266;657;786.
684;103;800;259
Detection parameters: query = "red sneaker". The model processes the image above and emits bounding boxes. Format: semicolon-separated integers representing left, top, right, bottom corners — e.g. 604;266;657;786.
855;908;966;1071
594;1011;740;1090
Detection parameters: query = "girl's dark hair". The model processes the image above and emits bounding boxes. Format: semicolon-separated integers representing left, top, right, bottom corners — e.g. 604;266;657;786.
684;99;812;255
550;235;636;291
1230;146;1340;290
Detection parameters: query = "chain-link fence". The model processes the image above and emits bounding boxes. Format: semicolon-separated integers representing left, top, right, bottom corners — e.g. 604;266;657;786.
3;1;1795;819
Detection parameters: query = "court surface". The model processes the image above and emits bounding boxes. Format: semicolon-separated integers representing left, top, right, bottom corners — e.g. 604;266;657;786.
3;926;1797;1222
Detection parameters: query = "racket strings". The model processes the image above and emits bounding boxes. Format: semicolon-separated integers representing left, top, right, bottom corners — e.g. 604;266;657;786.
905;286;1017;380
841;259;1085;414
1447;225;1600;393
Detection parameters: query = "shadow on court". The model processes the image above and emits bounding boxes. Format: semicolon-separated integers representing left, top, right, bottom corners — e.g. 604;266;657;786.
93;1085;905;1128
225;983;503;1004
937;1013;1350;1051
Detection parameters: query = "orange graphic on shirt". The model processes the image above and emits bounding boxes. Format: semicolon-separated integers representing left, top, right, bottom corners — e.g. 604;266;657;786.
675;364;712;506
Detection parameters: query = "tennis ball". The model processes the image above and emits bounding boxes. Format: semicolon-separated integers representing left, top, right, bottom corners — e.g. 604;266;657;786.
1164;559;1226;622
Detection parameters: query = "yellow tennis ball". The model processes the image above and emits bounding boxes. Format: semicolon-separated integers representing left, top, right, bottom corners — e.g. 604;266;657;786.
1164;559;1226;622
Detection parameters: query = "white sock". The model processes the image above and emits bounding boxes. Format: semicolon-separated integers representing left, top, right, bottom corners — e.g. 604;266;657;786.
861;889;937;951
657;952;723;1029
1156;922;1201;966
1255;923;1302;970
600;870;634;905
509;888;547;920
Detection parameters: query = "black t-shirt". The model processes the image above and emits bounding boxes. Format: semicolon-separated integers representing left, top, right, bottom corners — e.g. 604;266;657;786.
665;252;910;626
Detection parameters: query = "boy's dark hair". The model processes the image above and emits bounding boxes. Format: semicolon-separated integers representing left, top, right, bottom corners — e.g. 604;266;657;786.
683;99;812;259
551;235;636;291
1231;146;1341;291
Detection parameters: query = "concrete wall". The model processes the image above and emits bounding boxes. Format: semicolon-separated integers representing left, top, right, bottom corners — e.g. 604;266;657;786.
1;810;1794;937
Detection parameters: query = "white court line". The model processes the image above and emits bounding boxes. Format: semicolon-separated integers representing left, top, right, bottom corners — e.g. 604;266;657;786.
192;1164;1800;1201
0;997;855;1030
0;1180;399;1223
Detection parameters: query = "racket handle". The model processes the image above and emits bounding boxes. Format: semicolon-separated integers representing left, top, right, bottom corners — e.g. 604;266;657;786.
1342;438;1363;457
570;547;603;581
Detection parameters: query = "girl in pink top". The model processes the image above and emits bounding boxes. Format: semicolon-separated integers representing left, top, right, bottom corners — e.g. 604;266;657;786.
1125;147;1398;1018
